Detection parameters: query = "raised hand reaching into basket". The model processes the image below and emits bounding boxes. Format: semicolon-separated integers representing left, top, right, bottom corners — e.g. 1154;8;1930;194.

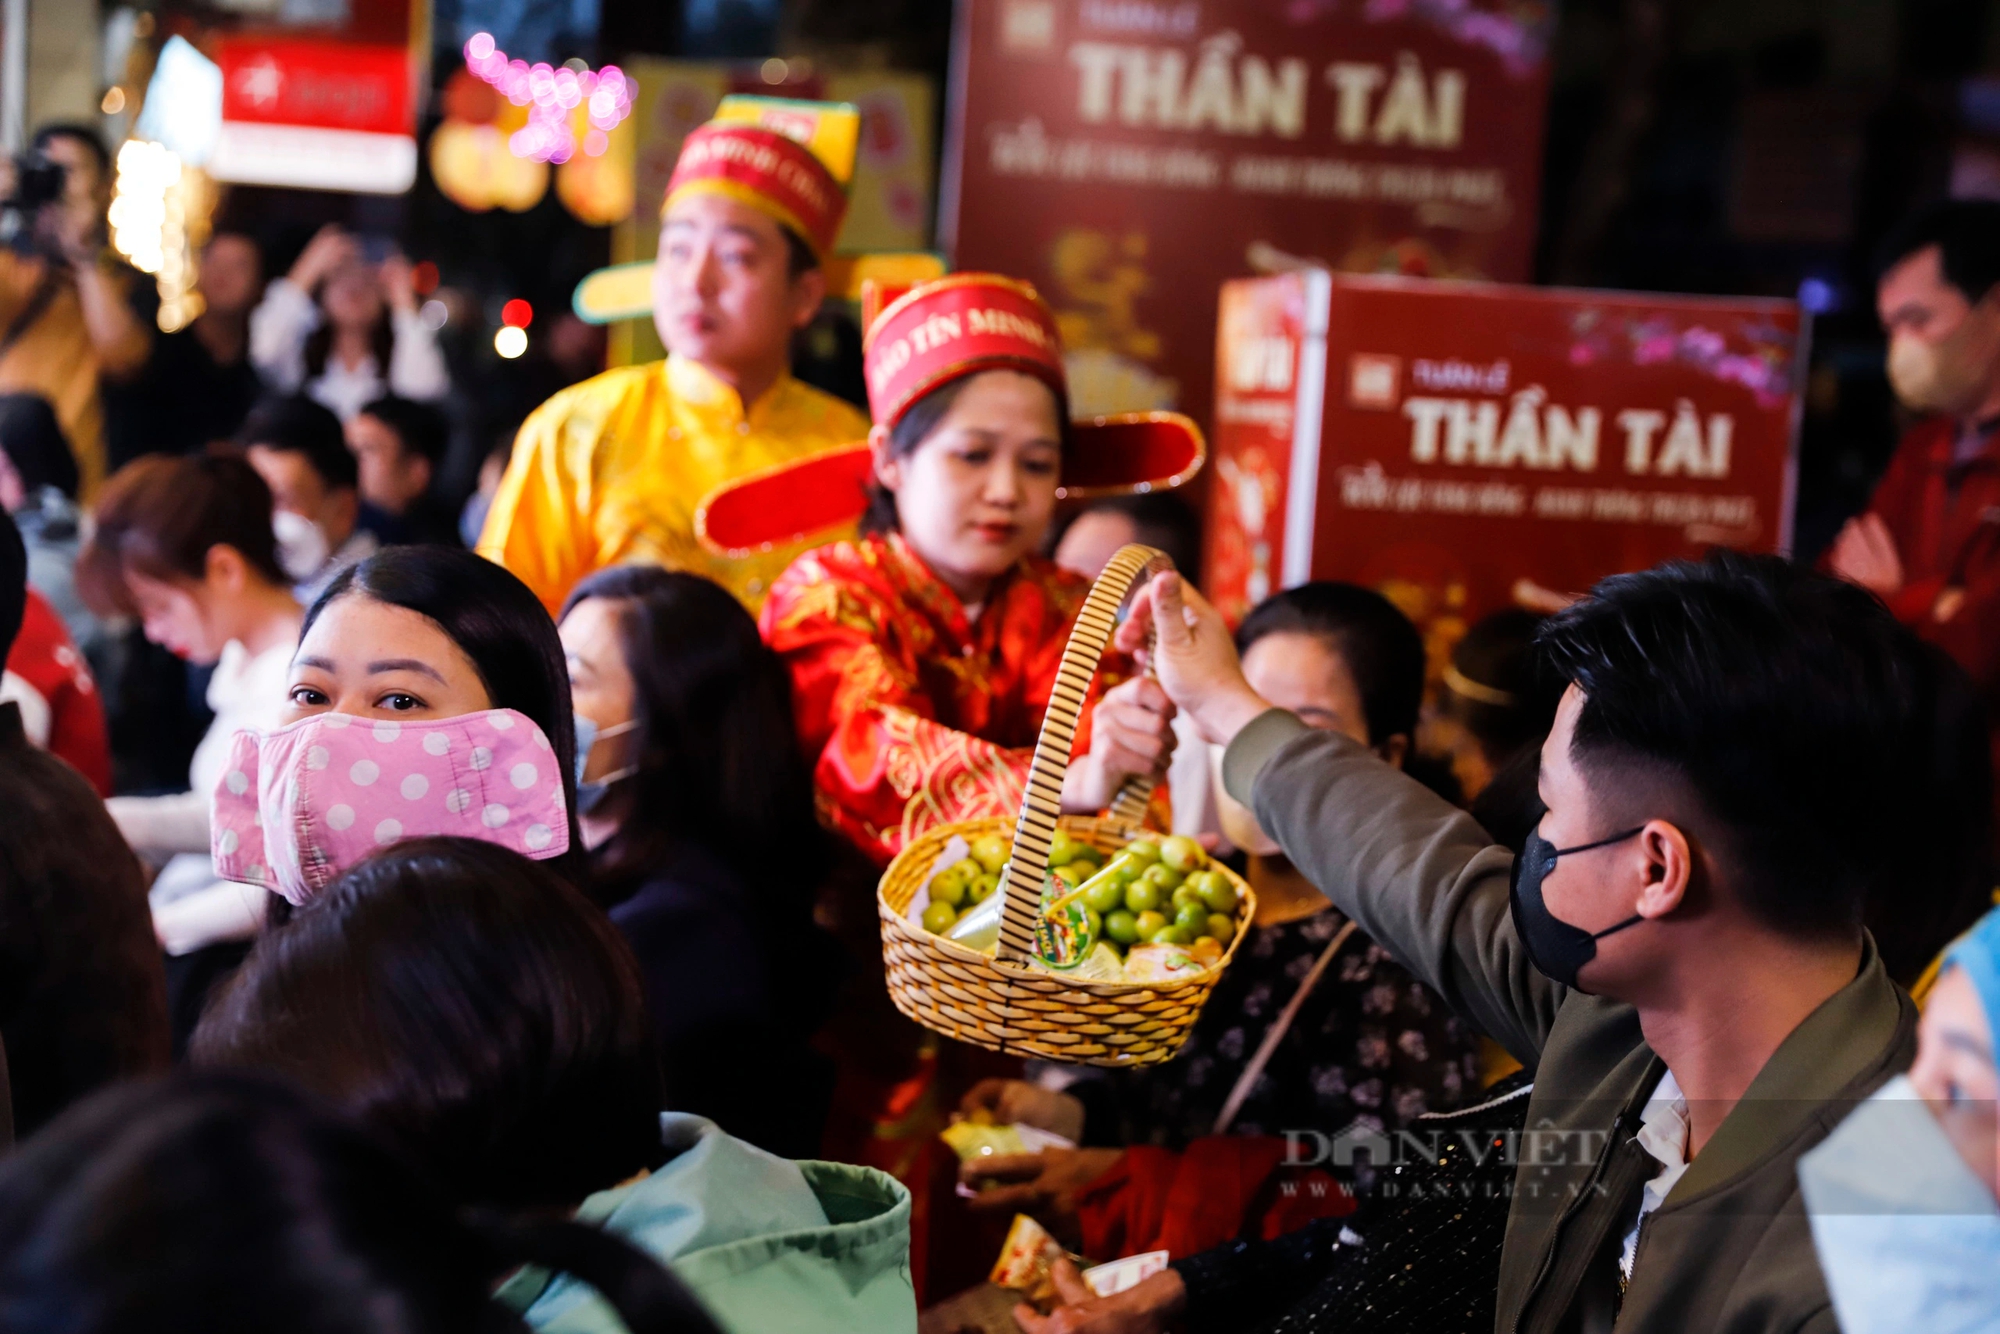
1117;571;1273;748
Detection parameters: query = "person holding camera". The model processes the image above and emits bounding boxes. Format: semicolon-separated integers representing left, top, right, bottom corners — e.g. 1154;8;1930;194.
0;124;153;499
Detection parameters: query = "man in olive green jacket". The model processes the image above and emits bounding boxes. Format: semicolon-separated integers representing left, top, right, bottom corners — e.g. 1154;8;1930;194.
1024;554;1929;1334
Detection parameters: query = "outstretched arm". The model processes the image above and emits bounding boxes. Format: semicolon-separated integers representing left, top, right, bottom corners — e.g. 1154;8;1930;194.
1119;574;1563;1062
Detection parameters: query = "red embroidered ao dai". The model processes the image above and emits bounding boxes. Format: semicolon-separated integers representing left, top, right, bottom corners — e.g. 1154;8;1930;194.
761;531;1128;866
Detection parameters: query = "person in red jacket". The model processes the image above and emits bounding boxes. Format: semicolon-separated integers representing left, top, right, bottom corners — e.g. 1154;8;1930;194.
0;583;110;794
1830;201;2000;741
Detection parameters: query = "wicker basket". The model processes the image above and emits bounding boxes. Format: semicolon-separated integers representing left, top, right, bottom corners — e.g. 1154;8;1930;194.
876;544;1255;1067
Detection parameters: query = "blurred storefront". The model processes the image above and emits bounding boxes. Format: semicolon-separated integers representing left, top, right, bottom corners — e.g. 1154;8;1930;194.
0;0;1992;563
941;0;1555;428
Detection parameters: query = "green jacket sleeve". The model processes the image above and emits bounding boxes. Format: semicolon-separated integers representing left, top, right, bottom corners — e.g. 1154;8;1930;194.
1222;708;1564;1065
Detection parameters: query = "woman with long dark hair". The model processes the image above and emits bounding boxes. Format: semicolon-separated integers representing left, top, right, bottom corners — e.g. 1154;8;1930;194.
249;225;448;422
559;565;836;1158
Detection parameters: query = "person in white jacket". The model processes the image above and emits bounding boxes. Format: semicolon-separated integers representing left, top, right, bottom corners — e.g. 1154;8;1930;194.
78;452;300;957
249;225;449;423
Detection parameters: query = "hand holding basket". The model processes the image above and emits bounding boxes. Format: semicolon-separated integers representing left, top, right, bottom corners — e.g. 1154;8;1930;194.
875;544;1256;1067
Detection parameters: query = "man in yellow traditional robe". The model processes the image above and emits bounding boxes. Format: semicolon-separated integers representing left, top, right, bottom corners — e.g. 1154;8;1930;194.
478;100;869;613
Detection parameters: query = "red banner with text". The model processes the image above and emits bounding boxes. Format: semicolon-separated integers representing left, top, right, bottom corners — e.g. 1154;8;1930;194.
943;0;1553;430
217;38;414;133
1204;273;1807;651
210;36;419;194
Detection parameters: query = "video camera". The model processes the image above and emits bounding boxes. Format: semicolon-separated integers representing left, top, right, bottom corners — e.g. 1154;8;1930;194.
0;150;68;255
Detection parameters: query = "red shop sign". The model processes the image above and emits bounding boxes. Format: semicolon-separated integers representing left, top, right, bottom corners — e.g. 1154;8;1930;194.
218;37;415;137
1203;272;1806;641
942;0;1553;431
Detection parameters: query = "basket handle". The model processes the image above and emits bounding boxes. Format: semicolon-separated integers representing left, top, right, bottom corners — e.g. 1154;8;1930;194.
994;543;1174;962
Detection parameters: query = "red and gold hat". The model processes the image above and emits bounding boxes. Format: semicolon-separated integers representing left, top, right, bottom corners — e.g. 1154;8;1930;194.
864;273;1067;429
662;96;858;260
695;273;1205;558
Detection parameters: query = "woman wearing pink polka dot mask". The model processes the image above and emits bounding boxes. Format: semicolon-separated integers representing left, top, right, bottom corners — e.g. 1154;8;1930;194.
210;547;583;906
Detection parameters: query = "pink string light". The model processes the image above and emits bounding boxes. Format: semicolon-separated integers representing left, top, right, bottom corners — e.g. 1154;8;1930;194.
463;33;633;165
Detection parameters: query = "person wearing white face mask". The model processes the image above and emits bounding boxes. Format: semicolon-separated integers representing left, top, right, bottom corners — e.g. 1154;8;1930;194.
240;395;384;604
1798;903;2000;1333
1829;201;2000;815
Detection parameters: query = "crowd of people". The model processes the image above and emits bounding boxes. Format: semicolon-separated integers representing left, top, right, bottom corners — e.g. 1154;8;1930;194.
0;100;1995;1334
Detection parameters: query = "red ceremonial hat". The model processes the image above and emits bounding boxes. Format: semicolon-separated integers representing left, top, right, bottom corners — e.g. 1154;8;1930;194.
695;273;1205;559
663;120;848;260
863;273;1068;429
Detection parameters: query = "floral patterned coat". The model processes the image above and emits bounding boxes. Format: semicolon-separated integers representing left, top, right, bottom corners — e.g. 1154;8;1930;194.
1063;873;1480;1156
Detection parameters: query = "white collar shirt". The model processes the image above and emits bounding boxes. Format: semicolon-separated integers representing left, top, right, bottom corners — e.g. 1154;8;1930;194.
1620;1069;1691;1283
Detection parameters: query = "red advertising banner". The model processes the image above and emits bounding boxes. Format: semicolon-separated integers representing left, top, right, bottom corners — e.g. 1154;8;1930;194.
1204;273;1807;645
218;38;414;134
942;0;1553;430
211;37;418;194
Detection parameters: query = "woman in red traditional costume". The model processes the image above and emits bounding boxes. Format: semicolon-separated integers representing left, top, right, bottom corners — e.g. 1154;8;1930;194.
700;274;1204;866
697;277;1203;1299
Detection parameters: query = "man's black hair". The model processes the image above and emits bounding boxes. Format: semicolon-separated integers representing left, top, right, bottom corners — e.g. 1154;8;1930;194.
1875;199;2000;305
29;122;110;177
1538;551;1943;942
239;395;357;493
357;395;448;467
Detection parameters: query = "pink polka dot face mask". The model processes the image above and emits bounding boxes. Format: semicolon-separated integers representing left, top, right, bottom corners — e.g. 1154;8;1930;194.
211;708;571;906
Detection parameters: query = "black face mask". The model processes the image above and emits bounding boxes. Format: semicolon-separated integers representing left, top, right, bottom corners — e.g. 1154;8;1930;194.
1509;826;1646;991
